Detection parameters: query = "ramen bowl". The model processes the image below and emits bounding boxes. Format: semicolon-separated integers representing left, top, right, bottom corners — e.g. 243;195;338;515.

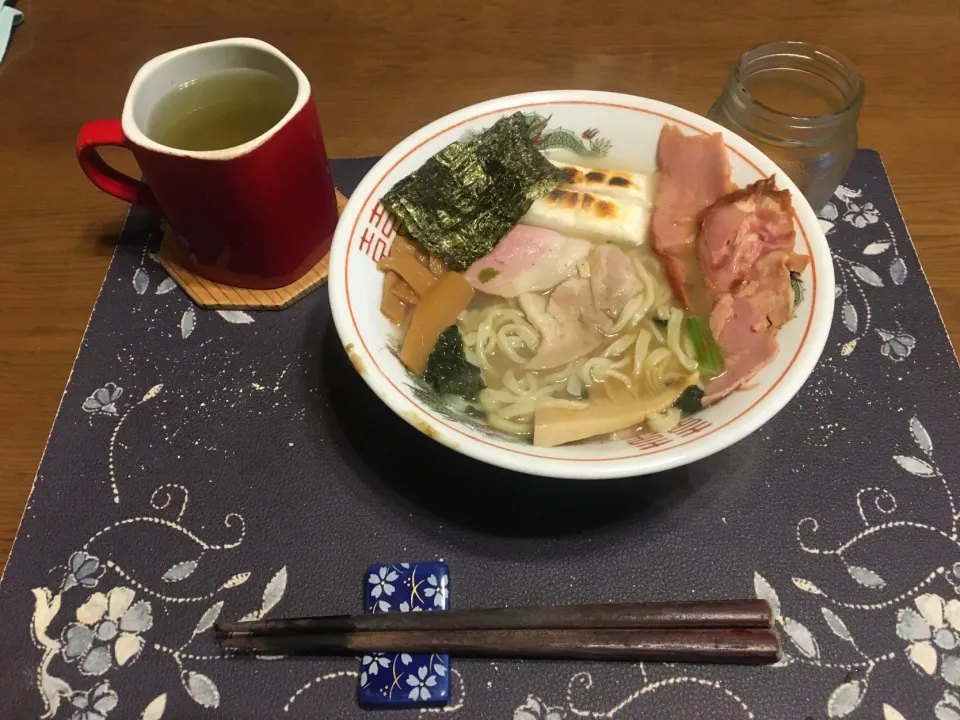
328;90;834;479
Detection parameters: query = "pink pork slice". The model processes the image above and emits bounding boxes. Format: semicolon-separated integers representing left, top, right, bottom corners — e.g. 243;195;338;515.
703;292;779;405
698;176;800;298
650;124;733;309
702;251;809;403
591;244;640;320
697;178;810;402
520;277;613;370
464;224;592;297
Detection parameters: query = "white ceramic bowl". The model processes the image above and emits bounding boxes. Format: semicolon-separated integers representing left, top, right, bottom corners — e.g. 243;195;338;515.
329;91;834;479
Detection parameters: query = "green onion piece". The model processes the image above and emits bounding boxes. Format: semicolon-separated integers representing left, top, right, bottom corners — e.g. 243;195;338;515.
478;267;500;284
685;316;725;377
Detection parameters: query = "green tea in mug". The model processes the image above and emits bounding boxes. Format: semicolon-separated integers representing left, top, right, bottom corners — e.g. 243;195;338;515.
146;68;297;151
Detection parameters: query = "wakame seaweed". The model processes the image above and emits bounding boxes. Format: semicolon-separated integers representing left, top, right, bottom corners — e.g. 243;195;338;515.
424;326;484;401
381;113;568;271
674;385;704;414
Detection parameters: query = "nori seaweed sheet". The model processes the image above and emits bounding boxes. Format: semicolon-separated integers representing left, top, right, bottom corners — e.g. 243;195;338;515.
381;112;567;271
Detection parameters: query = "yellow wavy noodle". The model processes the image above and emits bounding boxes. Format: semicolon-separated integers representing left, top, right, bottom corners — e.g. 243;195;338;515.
667;307;699;372
638;254;676;309
462;307;539;374
647;406;683;433
633;329;652;378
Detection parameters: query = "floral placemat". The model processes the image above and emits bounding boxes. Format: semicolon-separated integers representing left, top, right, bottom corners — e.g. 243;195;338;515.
0;151;958;720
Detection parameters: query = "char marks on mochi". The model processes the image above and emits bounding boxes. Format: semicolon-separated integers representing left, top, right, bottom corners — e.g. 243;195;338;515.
650;124;733;308
522;187;651;246
551;161;651;204
464;225;591;297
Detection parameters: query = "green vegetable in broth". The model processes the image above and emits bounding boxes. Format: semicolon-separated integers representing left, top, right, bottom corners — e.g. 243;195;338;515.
424;326;484;401
381;113;567;271
673;384;705;414
685;316;725;377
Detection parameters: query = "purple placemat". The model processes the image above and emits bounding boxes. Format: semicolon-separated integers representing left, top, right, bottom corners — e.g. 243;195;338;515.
1;151;958;720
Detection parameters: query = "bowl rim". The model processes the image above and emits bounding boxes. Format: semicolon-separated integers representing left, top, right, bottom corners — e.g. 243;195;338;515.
329;89;835;479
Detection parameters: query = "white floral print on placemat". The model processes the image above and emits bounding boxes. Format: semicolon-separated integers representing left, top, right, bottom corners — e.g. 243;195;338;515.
513;668;756;719
821;184;914;359
749;414;960;718
31;380;290;718
32;545;287;717
130;233;258;339
82;384;123;417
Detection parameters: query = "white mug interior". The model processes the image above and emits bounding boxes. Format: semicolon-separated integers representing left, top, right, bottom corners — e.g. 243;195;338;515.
121;37;310;160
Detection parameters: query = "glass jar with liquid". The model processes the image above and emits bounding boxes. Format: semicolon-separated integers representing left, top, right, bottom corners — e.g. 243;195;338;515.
707;41;865;211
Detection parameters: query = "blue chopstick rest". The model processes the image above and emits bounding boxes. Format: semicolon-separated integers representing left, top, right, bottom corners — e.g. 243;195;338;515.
360;562;450;707
0;1;23;68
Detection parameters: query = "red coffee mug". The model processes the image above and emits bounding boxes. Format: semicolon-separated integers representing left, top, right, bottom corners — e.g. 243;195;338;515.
77;38;338;290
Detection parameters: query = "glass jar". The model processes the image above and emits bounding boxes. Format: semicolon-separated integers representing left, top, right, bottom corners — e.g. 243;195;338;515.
707;41;865;211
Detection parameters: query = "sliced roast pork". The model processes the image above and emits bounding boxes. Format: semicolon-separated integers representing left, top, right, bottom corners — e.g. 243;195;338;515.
650;124;733;309
520;277;613;370
697;177;810;402
698;177;800;298
703;292;779;404
742;251;809;331
590;244;640;320
464;225;591;297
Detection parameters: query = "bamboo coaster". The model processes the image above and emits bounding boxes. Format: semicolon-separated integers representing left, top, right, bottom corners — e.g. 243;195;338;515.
155;190;347;310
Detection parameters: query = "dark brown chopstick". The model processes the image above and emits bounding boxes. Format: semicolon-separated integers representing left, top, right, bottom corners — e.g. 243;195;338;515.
215;600;772;638
220;627;781;664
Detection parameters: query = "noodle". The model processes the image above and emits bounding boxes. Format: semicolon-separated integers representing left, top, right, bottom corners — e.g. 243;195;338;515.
647;406;683;433
581;356;632;391
667;307;698;372
503;369;537;395
602;334;637;358
644;317;665;343
633;329;652;377
641;347;674;395
633;254;659;311
639;254;676;309
603;252;657;334
464;306;539;374
608;294;646;334
487;413;533;435
542;362;580;385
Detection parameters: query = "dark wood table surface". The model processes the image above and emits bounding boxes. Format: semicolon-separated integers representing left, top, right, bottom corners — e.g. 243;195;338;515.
1;0;959;572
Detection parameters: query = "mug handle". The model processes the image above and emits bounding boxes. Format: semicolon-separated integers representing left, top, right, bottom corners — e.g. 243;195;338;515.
76;120;161;212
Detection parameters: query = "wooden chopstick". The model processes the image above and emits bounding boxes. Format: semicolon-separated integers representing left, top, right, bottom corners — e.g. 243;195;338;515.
214;600;773;638
219;627;781;664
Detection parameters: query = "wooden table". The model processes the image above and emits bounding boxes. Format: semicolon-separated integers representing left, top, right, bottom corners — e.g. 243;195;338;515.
1;1;958;571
